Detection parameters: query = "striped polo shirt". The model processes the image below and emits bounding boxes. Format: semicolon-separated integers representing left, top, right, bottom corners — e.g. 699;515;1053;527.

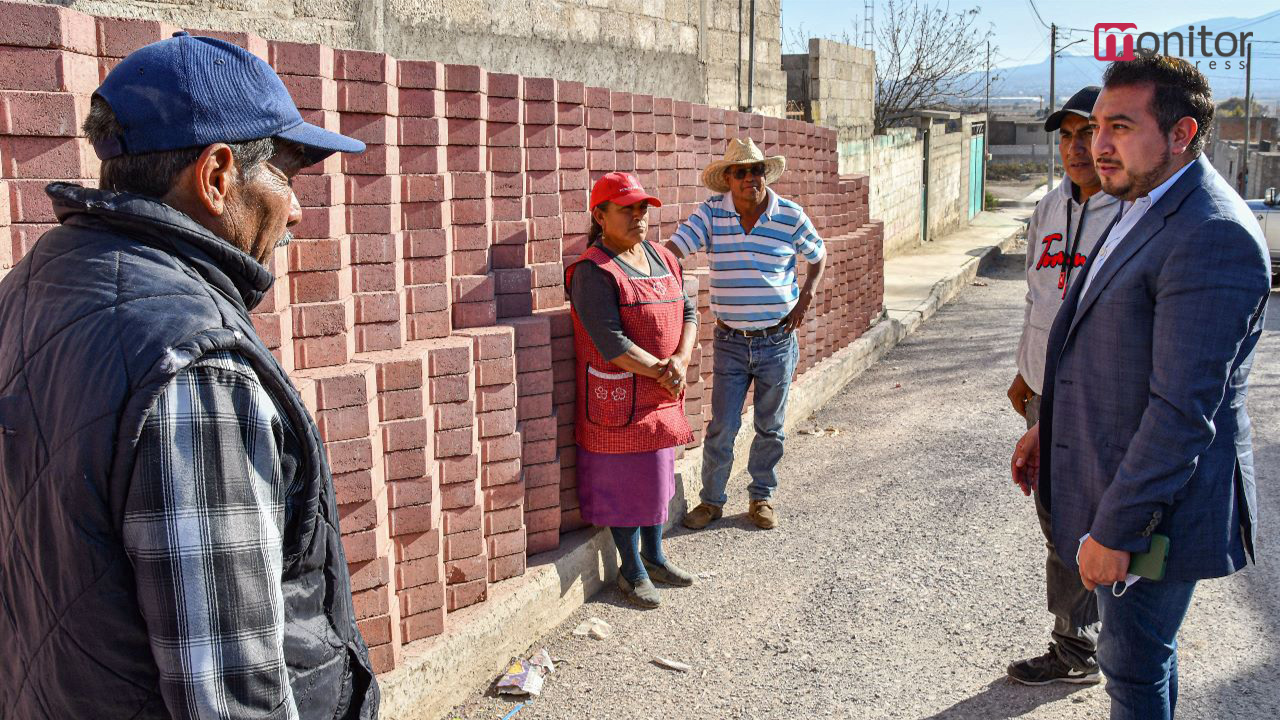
670;189;825;330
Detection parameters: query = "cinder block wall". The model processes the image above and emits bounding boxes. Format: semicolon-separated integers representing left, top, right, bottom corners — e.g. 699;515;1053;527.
0;0;884;674
841;129;924;257
19;0;788;118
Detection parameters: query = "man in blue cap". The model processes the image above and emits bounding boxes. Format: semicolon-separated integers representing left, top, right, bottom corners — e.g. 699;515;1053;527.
0;33;377;719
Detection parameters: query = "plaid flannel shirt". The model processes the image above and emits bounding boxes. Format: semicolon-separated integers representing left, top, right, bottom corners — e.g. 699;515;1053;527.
123;350;301;719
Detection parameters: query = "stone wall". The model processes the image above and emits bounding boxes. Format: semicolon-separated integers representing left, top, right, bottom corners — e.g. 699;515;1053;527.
19;0;787;117
0;0;883;677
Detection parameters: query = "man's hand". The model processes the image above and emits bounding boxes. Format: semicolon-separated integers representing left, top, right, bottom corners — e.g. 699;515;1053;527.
657;354;688;399
1007;373;1032;417
784;290;814;332
1077;535;1131;592
1010;423;1040;496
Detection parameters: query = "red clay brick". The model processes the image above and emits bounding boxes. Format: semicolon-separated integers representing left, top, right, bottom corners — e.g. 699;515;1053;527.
446;578;487;612
523;461;560;489
526;528;560;555
0;136;97;178
341;528;382;564
394;530;441;562
400;607;445;643
476;381;514;409
481;433;522;464
444;555;487;584
395;555;440;590
399;581;445;616
476;357;515;387
0;2;96;54
442;504;483;535
335;49;395;83
352;586;391;620
269;40;334;77
390;503;436;537
433;400;475;431
489;553;527;583
429;373;471;404
434;426;475;458
525;507;561;534
397;59;442;89
316;403;374;442
524;483;558;510
483;482;524;512
439;454;480;485
348;555;390;593
0;48;97;94
279;74;336;110
384;448;427;482
387;477;432;508
439;480;476;510
328;438;376;476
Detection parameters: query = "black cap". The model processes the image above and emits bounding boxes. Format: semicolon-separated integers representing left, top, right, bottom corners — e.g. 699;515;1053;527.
1044;86;1101;131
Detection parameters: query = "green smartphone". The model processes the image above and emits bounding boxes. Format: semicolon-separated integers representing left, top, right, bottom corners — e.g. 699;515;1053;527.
1128;533;1170;581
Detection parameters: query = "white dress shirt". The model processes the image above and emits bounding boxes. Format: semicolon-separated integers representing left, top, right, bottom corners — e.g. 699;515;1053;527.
1078;161;1195;297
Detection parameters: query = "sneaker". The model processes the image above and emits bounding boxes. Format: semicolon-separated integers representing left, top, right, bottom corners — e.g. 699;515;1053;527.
748;499;777;529
682;503;723;530
1007;647;1101;686
617;575;660;609
642;556;695;586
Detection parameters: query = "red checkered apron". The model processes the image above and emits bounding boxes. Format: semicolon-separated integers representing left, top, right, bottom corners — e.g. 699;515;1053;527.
565;243;693;454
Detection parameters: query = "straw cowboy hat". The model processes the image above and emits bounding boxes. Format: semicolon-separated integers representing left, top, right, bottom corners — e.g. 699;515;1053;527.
701;137;787;193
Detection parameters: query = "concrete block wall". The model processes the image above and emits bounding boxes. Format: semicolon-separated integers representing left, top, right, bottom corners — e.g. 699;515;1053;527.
841;128;924;257
0;0;883;675
20;0;788;119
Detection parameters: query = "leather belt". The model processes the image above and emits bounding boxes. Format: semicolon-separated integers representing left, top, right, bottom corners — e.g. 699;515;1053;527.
715;319;789;338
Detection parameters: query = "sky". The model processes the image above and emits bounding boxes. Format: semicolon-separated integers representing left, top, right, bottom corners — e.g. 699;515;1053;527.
780;0;1280;70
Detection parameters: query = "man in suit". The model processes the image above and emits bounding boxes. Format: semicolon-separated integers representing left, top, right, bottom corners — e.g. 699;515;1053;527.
1011;52;1269;720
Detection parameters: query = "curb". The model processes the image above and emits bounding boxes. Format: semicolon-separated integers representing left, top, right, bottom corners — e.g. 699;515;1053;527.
378;225;1025;720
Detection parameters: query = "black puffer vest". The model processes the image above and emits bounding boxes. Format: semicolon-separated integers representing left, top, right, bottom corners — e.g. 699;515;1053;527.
0;184;378;718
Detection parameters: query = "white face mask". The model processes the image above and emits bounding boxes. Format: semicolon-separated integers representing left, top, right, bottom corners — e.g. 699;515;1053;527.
1077;533;1141;597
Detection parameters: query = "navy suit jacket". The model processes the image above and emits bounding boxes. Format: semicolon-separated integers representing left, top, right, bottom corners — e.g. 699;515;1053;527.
1040;155;1270;582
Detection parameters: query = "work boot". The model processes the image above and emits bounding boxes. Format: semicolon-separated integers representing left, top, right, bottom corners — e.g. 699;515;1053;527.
748;499;777;529
642;555;696;586
682;503;723;530
617;575;660;609
1007;646;1101;686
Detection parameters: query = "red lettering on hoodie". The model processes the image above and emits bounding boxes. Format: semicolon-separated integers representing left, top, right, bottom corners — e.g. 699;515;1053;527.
1035;232;1088;273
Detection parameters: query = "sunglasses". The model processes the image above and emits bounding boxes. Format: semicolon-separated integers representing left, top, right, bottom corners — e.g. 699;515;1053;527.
729;164;767;180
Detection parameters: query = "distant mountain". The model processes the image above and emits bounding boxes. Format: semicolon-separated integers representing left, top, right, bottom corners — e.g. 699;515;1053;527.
975;12;1280;105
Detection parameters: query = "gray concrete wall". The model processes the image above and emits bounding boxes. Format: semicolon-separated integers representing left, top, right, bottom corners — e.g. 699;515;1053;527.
840;128;924;257
925;120;966;241
25;0;786;115
805;38;874;144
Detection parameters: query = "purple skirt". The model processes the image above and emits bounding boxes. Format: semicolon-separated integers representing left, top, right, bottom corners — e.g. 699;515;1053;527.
576;444;676;527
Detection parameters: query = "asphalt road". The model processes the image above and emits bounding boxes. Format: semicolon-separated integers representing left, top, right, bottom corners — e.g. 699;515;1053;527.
450;248;1280;720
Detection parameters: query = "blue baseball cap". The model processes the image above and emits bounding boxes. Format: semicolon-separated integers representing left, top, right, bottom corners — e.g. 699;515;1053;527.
93;31;364;162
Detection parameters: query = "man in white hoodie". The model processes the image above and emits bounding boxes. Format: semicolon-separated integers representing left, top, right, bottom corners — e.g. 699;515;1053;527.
1006;86;1123;686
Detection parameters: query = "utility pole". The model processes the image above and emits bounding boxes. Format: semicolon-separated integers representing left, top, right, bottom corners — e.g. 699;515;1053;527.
1047;23;1056;192
985;41;990;117
746;0;756;112
1241;42;1253;196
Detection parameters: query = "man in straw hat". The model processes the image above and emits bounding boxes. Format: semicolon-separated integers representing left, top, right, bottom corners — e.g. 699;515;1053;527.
666;138;826;531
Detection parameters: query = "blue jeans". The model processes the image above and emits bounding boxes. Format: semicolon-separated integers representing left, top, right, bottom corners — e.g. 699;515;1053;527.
1095;578;1198;720
610;525;666;584
700;326;799;507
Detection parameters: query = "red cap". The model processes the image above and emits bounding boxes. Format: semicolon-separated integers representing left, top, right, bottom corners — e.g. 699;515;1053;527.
589;172;662;210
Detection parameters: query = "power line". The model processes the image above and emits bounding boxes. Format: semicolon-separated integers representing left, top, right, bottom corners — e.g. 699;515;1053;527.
1024;0;1049;30
1218;9;1280;33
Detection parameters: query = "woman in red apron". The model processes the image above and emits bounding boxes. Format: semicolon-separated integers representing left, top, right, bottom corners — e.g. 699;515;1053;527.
566;172;698;608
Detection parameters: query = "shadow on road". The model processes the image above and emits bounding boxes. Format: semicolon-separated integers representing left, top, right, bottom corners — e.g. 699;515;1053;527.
920;677;1089;719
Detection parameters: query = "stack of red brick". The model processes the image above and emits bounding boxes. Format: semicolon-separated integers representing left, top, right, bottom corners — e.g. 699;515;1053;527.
0;0;884;675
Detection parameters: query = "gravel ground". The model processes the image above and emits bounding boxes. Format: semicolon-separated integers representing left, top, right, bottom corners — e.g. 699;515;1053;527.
449;247;1280;720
